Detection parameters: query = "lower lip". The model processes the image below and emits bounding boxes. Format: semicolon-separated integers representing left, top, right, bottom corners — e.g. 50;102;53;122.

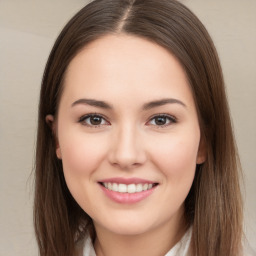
99;184;157;204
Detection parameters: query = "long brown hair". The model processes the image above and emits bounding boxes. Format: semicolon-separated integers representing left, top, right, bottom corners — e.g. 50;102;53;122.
34;0;243;255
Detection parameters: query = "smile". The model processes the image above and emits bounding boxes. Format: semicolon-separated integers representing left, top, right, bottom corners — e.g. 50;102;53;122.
101;182;158;193
98;178;159;204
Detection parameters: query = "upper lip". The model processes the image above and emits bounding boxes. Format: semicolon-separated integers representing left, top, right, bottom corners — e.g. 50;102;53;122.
98;177;158;185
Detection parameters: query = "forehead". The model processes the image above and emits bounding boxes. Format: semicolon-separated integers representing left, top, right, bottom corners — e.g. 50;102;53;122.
61;34;194;109
65;34;186;80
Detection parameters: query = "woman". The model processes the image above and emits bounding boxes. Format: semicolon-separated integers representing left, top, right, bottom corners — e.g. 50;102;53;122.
34;0;247;255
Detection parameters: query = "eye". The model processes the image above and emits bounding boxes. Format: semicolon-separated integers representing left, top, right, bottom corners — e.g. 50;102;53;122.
79;114;110;127
147;114;176;127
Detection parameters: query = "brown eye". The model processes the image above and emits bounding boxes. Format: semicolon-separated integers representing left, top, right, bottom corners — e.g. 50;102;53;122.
90;115;102;125
79;114;109;127
155;116;168;125
148;115;176;127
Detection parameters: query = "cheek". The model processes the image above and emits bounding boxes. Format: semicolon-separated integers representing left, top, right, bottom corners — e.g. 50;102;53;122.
150;132;200;181
150;133;200;215
58;132;109;212
59;131;108;178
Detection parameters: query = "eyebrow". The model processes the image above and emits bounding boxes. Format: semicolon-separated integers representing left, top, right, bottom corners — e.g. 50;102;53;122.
71;98;186;110
142;98;186;110
71;98;113;109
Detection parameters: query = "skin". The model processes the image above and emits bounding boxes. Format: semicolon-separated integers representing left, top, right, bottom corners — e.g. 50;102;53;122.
47;34;205;256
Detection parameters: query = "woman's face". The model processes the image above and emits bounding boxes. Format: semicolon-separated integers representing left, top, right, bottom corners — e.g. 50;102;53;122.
52;34;205;237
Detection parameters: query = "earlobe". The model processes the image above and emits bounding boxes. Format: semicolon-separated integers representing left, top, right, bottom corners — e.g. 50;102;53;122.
56;148;62;159
45;114;62;159
196;137;207;164
45;114;55;128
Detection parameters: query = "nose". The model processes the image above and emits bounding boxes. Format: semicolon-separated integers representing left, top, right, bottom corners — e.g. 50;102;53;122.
108;125;147;170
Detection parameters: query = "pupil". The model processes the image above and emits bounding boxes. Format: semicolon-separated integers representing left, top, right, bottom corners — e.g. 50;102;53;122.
90;116;101;125
155;117;166;125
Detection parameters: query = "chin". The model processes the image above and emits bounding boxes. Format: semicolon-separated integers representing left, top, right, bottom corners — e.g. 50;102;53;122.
107;225;151;236
94;214;159;236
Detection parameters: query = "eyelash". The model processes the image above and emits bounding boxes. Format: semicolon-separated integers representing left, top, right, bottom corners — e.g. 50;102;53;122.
78;113;110;128
146;114;177;127
78;113;177;128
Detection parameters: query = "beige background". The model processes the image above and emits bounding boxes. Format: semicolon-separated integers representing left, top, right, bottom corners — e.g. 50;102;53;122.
0;0;255;255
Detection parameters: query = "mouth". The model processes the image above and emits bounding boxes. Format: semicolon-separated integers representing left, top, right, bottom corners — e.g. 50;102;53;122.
98;178;159;204
99;182;159;194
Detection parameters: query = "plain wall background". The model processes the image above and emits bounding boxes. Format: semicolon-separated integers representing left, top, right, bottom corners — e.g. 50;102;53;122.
0;0;255;255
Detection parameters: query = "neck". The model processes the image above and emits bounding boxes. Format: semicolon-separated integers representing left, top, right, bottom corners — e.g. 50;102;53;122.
93;208;187;256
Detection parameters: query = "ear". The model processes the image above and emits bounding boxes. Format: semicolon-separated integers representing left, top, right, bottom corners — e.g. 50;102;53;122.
196;136;207;164
45;115;62;159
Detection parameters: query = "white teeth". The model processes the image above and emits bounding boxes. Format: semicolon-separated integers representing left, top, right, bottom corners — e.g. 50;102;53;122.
143;184;148;191
118;184;127;193
136;184;143;192
102;182;155;193
112;183;118;191
127;184;136;193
